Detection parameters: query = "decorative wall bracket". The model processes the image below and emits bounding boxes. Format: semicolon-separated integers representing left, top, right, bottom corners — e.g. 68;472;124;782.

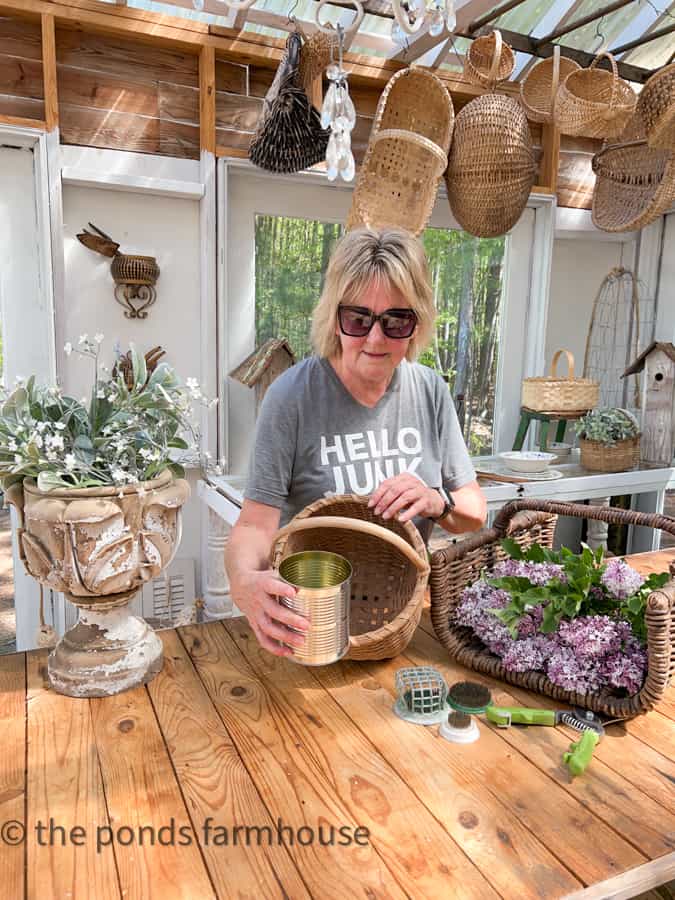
77;222;160;320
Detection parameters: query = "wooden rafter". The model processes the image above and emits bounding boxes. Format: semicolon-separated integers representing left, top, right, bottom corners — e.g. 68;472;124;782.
612;22;675;57
40;11;58;131
467;0;530;34
199;44;215;153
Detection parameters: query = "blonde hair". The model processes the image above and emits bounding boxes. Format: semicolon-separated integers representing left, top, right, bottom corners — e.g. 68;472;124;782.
311;227;436;362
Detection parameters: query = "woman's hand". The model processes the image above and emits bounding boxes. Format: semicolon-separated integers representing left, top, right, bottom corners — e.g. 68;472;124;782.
367;473;443;523
230;568;310;658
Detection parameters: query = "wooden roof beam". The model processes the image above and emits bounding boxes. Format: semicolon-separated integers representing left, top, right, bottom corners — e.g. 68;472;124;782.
611;22;675;58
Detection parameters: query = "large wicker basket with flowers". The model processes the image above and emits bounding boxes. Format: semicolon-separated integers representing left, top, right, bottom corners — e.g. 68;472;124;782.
430;499;675;718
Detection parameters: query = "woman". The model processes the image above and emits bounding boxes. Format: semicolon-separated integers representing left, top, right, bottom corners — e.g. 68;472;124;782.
226;227;487;656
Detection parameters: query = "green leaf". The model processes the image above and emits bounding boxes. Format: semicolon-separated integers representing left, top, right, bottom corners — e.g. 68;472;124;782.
168;462;185;479
500;538;523;560
524;543;545;563
540;604;559;633
168;437;188;450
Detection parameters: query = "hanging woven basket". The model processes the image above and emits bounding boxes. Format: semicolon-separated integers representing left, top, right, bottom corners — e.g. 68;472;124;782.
591;138;675;233
520;46;580;124
637;62;675;151
554;51;637;139
463;29;515;89
346;67;453;235
445;93;536;239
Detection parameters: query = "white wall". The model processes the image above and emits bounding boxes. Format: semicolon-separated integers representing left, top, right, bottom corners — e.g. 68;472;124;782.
545;237;635;375
60;184;204;586
656;212;675;343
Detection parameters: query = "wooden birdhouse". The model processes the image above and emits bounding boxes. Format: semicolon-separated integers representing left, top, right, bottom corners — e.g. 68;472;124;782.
622;341;675;466
229;338;296;412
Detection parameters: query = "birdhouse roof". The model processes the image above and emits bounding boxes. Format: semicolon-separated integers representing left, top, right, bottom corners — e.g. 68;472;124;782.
622;342;675;377
229;338;296;386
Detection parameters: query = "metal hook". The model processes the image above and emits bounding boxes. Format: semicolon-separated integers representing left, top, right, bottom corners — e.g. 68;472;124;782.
591;15;606;54
287;0;299;25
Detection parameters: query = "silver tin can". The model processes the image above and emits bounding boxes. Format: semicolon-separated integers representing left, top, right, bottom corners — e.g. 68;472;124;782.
277;550;352;666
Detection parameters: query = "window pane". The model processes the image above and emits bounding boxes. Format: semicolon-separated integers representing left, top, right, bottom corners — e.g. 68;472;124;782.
255;215;343;361
421;229;506;457
254;216;506;455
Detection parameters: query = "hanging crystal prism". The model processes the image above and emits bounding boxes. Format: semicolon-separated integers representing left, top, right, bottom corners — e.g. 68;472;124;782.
321;24;357;183
429;5;444;36
446;0;457;32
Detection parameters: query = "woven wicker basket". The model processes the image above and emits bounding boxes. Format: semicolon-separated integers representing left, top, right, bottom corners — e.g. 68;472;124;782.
554;51;637;139
520;46;580;124
637;62;675;151
521;349;599;413
271;494;429;661
591;138;675;233
444;93;536;239
579;435;640;472
111;254;160;285
463;30;515;89
346;67;454;236
430;498;675;718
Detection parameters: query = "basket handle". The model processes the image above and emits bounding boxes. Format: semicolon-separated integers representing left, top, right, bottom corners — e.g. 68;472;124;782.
487;29;503;88
274;515;430;574
590;51;619;114
550;349;575;379
493;498;675;539
370;129;449;170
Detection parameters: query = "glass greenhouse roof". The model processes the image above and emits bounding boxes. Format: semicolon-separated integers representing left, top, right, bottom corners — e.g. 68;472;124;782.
119;0;675;78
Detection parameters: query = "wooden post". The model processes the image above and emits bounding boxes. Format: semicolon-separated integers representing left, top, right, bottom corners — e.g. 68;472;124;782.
199;44;216;154
539;122;560;194
41;12;59;131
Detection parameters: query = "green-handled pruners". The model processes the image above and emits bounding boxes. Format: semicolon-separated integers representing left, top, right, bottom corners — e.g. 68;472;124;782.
485;705;605;777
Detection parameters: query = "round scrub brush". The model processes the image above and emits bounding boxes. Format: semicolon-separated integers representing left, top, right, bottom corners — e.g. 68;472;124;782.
440;681;493;744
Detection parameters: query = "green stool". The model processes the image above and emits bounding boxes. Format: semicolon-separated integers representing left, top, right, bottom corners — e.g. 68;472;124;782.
512;407;588;451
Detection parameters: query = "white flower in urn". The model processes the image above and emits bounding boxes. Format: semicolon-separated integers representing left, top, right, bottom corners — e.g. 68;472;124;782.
0;337;215;492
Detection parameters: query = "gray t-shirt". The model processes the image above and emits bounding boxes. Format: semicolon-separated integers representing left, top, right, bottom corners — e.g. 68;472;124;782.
244;355;476;542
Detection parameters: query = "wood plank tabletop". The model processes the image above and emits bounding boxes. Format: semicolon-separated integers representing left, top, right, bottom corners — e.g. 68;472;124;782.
0;553;674;899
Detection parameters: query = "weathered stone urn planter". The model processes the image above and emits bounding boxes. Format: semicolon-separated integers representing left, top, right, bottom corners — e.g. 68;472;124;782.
6;470;190;697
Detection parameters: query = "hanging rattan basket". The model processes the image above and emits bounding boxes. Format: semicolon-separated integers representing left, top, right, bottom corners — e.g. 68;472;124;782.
430;498;675;718
346;67;453;235
521;349;599;413
554;51;637;139
636;62;675;151
271;494;429;661
591;138;675;233
445;92;536;239
520;46;580;124
463;30;515;89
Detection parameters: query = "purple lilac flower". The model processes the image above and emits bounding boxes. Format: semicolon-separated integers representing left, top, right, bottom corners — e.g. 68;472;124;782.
601;636;647;694
516;605;545;639
454;581;512;656
601;558;644;600
501;636;552;673
546;644;603;693
557;615;631;661
492;559;566;586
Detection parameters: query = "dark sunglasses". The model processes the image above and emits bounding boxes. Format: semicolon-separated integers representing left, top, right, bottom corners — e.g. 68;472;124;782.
338;305;417;339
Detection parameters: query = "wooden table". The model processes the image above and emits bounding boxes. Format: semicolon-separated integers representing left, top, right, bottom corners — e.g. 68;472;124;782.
1;555;674;899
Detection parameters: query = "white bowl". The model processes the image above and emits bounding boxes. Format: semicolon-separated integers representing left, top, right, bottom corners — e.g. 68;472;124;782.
499;451;557;473
548;442;572;459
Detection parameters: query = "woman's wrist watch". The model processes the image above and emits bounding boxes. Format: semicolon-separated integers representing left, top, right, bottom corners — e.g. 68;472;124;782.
430;486;455;522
